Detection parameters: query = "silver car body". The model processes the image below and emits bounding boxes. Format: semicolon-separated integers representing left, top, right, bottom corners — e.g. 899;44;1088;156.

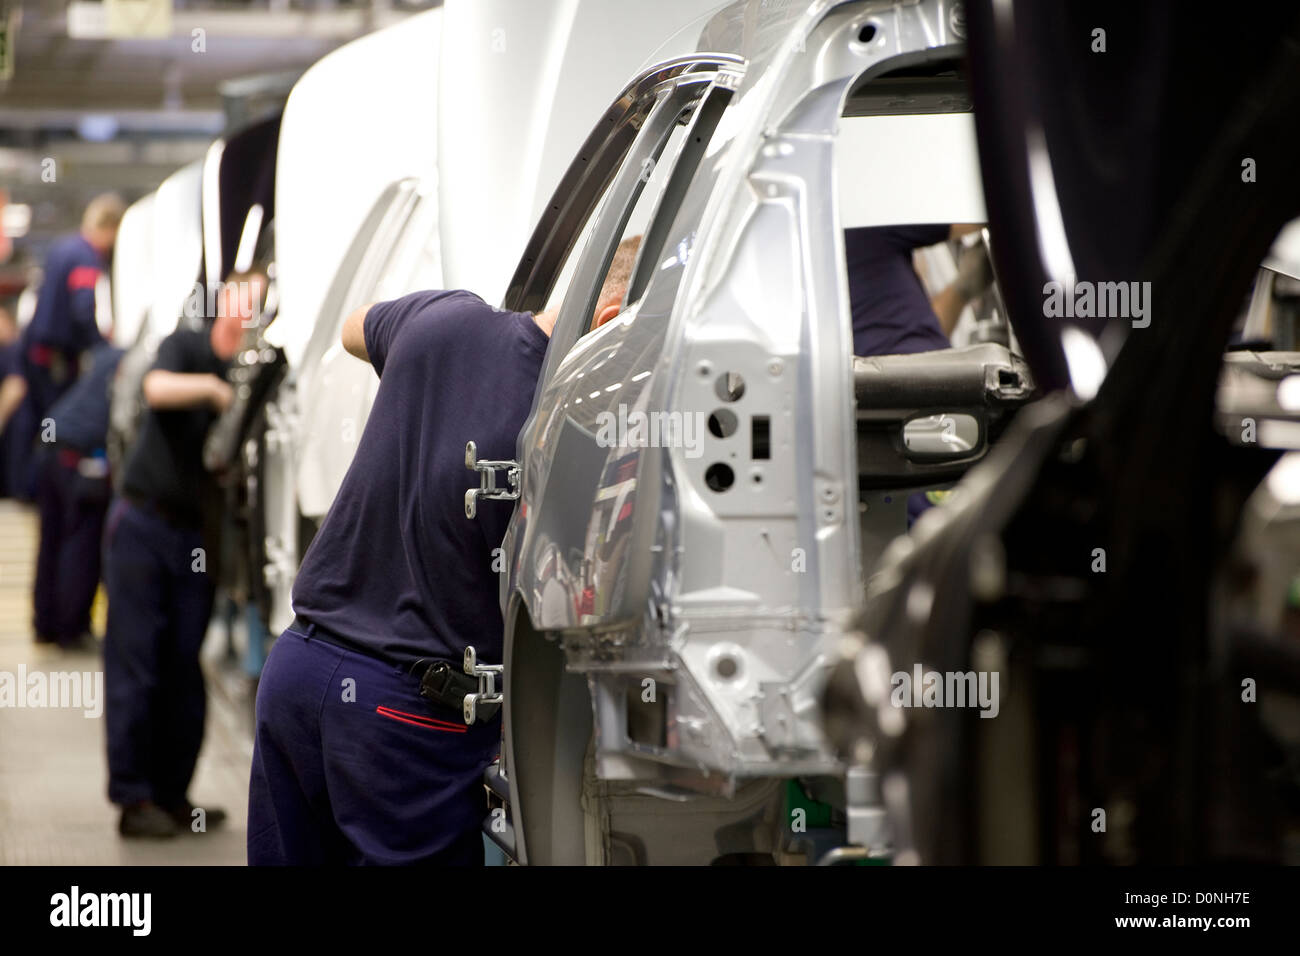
496;0;996;863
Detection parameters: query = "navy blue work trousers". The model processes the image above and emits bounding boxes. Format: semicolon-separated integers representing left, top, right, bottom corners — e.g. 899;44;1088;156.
247;626;499;865
32;446;108;644
103;498;215;807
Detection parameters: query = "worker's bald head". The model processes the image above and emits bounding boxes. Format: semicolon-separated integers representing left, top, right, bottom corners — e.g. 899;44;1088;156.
592;234;642;331
81;193;126;253
530;234;643;338
210;268;267;360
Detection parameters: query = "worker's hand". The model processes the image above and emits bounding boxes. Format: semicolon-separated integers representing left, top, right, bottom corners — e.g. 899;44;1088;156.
953;242;994;302
208;375;235;413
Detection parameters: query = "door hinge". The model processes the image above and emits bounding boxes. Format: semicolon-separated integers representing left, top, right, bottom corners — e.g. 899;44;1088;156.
462;645;504;724
464;440;520;519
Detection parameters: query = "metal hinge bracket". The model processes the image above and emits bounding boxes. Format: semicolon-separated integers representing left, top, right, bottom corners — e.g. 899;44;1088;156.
464;440;520;519
462;645;504;724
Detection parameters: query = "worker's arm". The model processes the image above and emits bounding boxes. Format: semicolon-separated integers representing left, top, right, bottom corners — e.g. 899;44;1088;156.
142;369;233;412
930;238;994;336
67;261;107;352
931;286;967;336
346;292;462;376
0;373;26;432
342;304;374;363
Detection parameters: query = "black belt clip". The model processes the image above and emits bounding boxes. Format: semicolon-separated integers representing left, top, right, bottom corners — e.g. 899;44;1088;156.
416;659;500;724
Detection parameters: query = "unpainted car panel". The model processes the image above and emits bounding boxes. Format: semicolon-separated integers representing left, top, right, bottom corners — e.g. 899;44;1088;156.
505;0;966;781
505;62;739;632
498;0;977;864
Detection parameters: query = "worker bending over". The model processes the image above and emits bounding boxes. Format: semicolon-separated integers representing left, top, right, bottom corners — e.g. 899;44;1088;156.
248;238;640;865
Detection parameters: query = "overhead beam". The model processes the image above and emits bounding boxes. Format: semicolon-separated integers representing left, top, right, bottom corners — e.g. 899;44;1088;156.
0;106;224;134
66;2;415;41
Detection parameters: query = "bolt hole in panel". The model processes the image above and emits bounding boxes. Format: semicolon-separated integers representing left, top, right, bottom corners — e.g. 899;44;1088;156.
706;462;735;492
708;408;739;438
684;348;794;516
715;371;746;402
706;643;746;685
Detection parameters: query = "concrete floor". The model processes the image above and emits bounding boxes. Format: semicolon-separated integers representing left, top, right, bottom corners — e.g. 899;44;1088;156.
0;500;254;864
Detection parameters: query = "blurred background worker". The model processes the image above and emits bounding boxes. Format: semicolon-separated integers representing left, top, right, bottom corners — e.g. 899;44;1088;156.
846;223;992;357
19;194;123;643
0;305;30;500
103;270;259;839
18;195;123;455
31;341;125;650
847;224;994;525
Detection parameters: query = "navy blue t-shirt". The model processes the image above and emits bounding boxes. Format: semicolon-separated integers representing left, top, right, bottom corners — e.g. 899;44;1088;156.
0;339;19;379
46;342;124;454
0;339;28;498
122;328;228;528
291;290;549;668
846;224;951;356
28;234;105;353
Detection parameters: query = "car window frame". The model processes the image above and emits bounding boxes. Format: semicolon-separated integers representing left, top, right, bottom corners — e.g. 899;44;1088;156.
502;55;743;389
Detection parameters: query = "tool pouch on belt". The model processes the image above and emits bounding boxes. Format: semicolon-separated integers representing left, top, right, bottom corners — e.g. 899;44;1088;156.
418;661;499;722
72;453;111;506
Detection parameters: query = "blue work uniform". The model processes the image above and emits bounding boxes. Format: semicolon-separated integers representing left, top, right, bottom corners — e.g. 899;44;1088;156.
32;342;123;645
0;338;34;499
104;327;227;810
248;290;547;865
22;234;106;420
846;225;953;524
846;224;951;357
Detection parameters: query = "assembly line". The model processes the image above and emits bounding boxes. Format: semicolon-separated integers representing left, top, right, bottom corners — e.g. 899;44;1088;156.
0;0;1297;892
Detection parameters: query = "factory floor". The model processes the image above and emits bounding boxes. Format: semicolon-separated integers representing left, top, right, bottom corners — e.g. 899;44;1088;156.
0;500;254;865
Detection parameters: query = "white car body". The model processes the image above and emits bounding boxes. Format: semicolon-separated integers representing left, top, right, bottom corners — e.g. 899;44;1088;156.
110;160;204;350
